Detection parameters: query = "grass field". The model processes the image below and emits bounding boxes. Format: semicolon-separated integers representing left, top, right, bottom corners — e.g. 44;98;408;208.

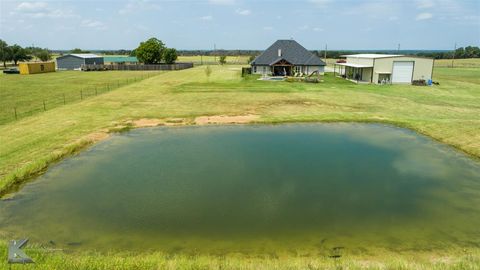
0;61;479;269
177;55;250;64
434;58;480;68
1;241;478;270
0;71;161;124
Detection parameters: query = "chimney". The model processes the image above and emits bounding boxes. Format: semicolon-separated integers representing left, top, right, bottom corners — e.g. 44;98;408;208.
278;49;282;57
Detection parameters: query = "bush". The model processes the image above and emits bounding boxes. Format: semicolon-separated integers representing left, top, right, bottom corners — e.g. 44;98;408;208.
219;56;227;65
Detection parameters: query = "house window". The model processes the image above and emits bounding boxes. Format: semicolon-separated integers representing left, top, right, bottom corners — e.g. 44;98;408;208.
253;66;257;72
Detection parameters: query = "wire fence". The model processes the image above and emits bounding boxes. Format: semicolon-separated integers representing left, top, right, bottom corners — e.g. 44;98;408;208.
0;72;162;125
81;62;194;71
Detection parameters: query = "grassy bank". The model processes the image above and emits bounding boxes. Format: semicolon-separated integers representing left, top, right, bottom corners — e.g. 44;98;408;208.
0;242;479;270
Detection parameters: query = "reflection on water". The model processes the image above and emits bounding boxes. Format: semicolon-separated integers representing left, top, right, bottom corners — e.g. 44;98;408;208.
1;124;479;255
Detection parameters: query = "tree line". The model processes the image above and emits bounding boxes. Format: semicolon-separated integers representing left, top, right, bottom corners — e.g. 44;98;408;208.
0;39;52;67
312;46;480;60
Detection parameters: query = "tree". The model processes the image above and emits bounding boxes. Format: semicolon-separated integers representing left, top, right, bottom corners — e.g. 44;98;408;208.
465;46;480;58
0;39;11;68
248;55;256;63
10;44;32;65
135;38;165;64
70;48;90;53
163;48;178;64
205;65;212;81
219;55;227;65
37;49;52;62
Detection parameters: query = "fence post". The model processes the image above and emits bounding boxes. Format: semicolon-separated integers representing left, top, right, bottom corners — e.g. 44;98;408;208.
14;107;17;120
63;93;66;105
43;100;46;111
81;90;83;100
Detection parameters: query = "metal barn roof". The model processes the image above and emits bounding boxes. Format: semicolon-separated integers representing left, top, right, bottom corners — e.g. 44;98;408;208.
335;62;373;68
252;40;325;66
60;54;102;59
103;56;138;63
341;54;404;59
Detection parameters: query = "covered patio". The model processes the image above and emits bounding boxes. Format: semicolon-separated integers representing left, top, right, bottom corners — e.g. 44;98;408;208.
270;59;293;76
333;62;373;83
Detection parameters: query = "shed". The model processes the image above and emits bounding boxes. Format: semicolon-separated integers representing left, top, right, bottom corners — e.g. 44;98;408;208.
334;54;434;84
18;62;56;75
251;40;325;76
56;54;104;70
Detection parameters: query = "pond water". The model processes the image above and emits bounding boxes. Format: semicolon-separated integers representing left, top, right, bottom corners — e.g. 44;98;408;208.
1;124;479;256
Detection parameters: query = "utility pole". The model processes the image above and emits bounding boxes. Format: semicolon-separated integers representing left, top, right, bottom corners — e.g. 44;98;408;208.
451;42;457;68
214;43;217;64
397;43;400;53
324;44;327;63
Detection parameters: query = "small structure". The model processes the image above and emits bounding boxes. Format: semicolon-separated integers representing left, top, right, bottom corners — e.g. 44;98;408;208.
103;56;138;65
18;62;55;75
334;54;434;84
56;54;104;70
251;40;325;76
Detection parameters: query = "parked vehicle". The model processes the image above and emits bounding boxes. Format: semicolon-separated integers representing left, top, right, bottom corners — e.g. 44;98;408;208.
3;68;20;74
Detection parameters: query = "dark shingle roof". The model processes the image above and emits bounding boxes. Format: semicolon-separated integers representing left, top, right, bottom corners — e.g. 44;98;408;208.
252;40;325;66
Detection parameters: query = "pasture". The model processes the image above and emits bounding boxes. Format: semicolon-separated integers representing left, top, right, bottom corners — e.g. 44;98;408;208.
177;55;250;64
0;70;161;124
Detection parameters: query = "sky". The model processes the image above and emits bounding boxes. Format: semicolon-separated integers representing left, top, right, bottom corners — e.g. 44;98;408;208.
1;0;479;50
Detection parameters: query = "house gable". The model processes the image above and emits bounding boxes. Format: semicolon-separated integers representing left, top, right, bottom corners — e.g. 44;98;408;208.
252;40;325;66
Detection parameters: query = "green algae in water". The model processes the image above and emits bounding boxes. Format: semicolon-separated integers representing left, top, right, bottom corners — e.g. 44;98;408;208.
1;124;479;255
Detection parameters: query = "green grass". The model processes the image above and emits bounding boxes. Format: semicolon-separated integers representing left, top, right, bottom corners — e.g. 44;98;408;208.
0;70;162;124
0;242;479;270
0;63;479;268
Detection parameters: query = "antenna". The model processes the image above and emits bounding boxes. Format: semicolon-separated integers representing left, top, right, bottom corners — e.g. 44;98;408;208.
451;42;457;68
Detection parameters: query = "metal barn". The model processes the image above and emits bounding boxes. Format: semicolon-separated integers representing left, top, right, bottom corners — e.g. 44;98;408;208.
56;54;104;70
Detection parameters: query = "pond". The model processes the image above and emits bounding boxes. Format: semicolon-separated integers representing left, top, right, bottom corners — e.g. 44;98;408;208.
1;124;479;256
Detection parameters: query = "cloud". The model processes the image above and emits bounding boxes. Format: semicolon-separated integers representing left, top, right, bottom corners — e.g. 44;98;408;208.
309;0;331;7
263;26;273;31
416;0;435;9
298;25;309;30
208;0;235;5
200;15;213;21
313;27;323;32
81;19;107;30
118;0;161;15
235;9;251;15
388;16;399;21
416;12;433;20
16;2;48;11
14;1;76;18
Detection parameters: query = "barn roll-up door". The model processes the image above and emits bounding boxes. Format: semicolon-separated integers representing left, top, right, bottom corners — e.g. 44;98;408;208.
392;61;414;83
